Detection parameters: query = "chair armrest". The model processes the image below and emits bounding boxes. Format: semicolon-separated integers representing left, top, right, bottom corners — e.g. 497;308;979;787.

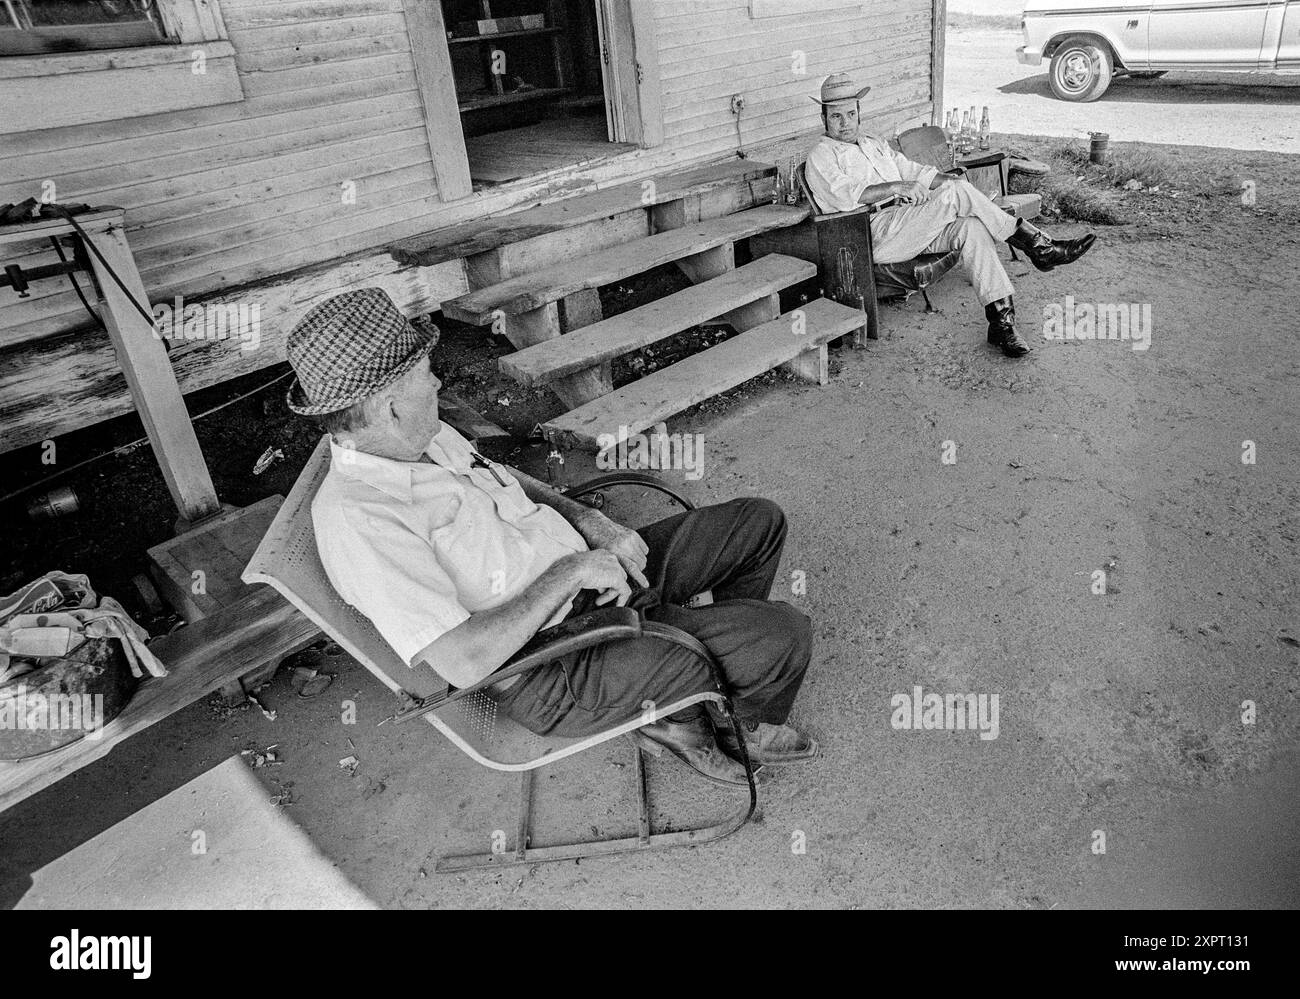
387;606;642;724
564;471;695;512
811;194;896;224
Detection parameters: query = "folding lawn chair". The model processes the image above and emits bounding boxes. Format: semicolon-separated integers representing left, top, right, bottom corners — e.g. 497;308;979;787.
242;436;757;872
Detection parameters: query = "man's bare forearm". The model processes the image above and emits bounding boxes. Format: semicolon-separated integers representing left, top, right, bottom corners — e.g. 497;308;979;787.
857;182;899;205
416;558;582;689
505;463;603;534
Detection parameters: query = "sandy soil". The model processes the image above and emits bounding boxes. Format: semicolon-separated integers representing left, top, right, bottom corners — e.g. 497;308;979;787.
2;135;1298;909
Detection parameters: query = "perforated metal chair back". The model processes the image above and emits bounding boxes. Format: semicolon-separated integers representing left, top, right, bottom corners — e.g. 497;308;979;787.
243;437;719;772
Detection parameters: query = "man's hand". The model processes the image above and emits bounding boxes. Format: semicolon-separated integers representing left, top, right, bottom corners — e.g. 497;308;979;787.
576;510;651;589
893;180;929;205
556;549;633;606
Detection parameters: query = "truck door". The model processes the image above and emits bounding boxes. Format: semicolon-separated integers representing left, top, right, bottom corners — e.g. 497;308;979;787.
1147;0;1272;67
1263;0;1299;67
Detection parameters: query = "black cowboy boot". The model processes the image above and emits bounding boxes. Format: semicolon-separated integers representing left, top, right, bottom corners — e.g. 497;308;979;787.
985;296;1032;357
1007;218;1096;272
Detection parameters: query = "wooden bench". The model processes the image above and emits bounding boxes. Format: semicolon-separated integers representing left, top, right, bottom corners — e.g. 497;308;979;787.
544;295;867;452
499;254;816;389
388;159;776;271
443;205;809;408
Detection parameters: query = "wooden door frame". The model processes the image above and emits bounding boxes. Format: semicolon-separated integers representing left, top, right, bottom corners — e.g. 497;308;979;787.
598;0;663;148
404;0;474;203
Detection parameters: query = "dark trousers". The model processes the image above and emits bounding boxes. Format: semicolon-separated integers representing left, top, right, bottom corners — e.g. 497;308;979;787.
496;497;812;738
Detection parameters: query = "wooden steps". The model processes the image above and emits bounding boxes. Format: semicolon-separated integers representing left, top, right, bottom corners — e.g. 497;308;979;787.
543;297;866;451
388;159;775;267
499;253;816;388
442;204;808;324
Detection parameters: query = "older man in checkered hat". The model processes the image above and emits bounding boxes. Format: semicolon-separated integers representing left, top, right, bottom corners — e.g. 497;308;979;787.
285;288;818;787
804;72;1096;357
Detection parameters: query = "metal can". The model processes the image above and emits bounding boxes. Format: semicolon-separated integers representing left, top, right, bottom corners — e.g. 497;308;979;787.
26;485;80;520
1089;132;1110;164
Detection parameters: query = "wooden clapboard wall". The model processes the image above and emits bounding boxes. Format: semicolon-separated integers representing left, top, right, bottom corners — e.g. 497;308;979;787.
0;0;941;454
653;0;937;161
0;0;468;453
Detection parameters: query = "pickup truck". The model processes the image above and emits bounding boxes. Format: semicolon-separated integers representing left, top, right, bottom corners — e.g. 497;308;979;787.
1018;0;1300;101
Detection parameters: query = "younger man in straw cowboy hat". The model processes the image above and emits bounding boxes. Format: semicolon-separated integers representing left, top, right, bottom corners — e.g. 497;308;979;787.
804;72;1096;357
285;288;819;788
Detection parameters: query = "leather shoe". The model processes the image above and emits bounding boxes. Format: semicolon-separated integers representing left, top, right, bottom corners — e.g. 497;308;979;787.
1006;218;1096;272
718;721;819;766
633;716;753;788
985;296;1032;357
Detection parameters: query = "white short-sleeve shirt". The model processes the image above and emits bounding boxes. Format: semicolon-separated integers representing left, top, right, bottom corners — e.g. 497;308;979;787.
805;134;939;215
312;424;587;672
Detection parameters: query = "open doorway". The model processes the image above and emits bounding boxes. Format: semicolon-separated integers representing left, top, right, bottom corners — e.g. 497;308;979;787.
442;0;638;187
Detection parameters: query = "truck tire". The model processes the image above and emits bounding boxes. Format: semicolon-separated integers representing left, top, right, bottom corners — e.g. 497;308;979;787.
1049;36;1114;102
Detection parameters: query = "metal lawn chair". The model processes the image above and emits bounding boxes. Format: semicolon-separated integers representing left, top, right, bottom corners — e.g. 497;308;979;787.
242;435;757;872
894;124;1044;255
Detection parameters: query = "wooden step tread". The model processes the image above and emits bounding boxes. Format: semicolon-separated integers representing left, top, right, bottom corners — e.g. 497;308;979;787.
389;159;776;267
544;297;865;451
499;254;816;387
443;205;809;324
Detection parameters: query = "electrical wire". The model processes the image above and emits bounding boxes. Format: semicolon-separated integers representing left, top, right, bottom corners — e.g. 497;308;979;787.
49;235;105;332
43;204;157;328
0;369;295;506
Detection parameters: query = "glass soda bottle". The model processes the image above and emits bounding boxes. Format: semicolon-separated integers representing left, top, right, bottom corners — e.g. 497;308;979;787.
979;106;991;150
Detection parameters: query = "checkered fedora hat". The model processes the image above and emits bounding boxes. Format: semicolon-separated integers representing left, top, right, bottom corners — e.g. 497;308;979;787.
285;288;438;415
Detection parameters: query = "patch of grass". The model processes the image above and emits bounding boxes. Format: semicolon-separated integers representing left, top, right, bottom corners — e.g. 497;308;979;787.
1041;180;1127;225
947;12;1020;31
1044;138;1174;189
1100;148;1173;189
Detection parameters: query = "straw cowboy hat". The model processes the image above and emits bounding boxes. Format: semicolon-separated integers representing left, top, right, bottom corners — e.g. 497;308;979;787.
285;287;439;415
809;72;871;105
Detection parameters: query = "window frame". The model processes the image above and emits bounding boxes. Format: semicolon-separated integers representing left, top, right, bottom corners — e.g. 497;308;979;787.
0;0;243;134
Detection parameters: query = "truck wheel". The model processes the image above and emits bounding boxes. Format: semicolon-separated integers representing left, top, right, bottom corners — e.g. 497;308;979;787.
1049;37;1114;102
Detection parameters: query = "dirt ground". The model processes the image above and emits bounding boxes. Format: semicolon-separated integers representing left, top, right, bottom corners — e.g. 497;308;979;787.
2;134;1298;909
945;24;1300;155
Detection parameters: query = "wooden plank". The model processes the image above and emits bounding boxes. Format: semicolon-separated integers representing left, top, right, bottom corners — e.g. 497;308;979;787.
442;205;808;323
676;242;733;285
388;159;776;266
500;254;815;386
87;219;220;524
495;211;649;280
628;0;664;147
545;297;866;451
0;586;321;815
932;0;947;124
0;250;466;455
782;343;829;385
495;303;611;409
439;391;510;443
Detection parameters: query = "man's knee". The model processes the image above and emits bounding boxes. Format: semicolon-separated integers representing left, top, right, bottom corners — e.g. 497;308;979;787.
761;600;813;667
727;496;787;543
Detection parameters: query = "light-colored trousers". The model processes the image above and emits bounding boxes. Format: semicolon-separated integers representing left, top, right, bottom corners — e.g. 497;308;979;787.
870;179;1018;306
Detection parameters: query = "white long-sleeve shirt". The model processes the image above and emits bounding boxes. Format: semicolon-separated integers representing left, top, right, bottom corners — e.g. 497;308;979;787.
805;134;939;214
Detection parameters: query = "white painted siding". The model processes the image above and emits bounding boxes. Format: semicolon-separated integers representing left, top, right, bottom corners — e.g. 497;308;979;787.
654;0;936;162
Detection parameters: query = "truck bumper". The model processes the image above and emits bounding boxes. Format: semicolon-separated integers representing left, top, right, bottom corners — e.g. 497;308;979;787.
1017;45;1042;66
